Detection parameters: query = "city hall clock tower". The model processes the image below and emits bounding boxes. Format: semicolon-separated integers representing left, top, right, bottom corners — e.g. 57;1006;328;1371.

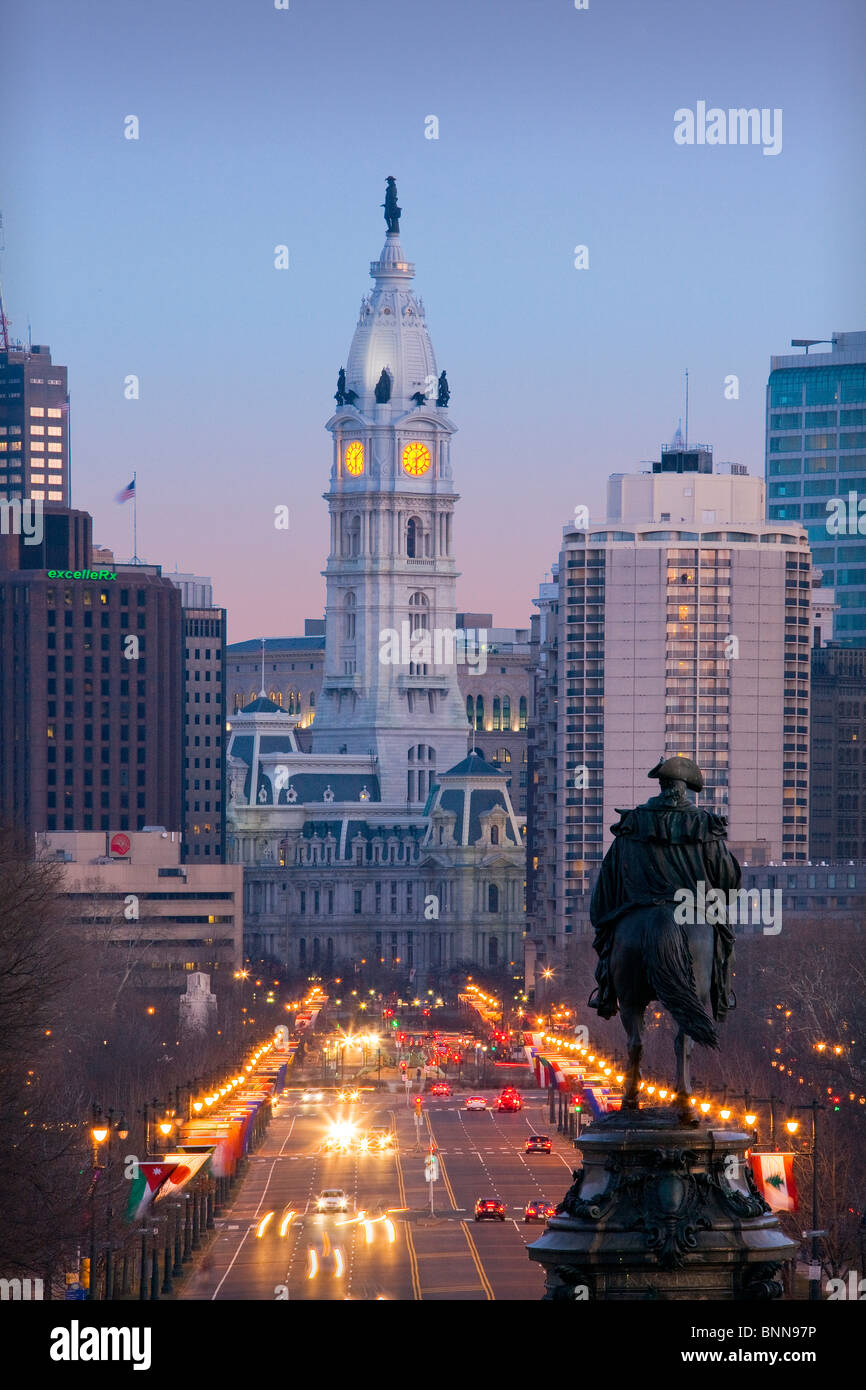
311;181;470;804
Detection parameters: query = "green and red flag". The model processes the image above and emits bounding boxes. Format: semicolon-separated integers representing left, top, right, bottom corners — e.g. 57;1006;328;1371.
126;1161;178;1222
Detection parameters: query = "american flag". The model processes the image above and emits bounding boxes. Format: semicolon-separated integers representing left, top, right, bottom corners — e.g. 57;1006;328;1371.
116;477;135;504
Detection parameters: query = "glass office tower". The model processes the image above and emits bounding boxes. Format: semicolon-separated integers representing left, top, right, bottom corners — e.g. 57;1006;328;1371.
766;332;866;646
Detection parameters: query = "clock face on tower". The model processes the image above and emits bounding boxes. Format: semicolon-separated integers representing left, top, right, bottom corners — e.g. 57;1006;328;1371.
345;441;364;476
402;441;431;477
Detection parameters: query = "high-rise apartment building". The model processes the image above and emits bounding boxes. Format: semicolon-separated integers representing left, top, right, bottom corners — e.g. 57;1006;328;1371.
0;344;70;505
526;447;811;976
766;331;866;645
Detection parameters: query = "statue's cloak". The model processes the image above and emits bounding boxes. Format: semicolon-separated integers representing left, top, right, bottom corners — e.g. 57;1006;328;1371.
589;796;741;1023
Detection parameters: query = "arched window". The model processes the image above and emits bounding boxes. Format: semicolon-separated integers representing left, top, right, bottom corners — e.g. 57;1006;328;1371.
407;516;420;558
234;693;243;712
475;694;484;731
326;937;334;965
466;694;474;726
343;592;356;639
488;937;499;967
502;694;511;730
519;696;528;730
343;515;361;557
492;697;501;731
312;938;321;966
488;884;499;913
299;938;306;966
309;691;316;707
408;592;429;677
249;690;257;704
490;824;500;845
493;747;511;764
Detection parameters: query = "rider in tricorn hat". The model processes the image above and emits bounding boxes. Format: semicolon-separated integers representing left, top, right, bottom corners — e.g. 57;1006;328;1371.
588;755;739;1028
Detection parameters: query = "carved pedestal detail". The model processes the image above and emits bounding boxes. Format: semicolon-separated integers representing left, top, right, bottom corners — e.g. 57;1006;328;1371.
528;1108;796;1301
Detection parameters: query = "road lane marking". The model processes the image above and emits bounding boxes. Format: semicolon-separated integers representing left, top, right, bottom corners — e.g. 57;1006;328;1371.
210;1116;296;1300
460;1222;495;1300
391;1108;422;1300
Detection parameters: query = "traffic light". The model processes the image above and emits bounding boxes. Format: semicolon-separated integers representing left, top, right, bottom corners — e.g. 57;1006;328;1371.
833;1096;841;1111
414;1097;423;1114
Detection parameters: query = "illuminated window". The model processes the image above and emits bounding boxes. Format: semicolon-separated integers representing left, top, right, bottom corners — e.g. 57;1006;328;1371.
402;441;431;477
47;408;62;418
31;441;44;451
519;696;528;730
47;443;62;452
31;425;45;435
30;407;44;417
31;490;45;499
31;474;45;484
345;441;364;476
47;427;62;437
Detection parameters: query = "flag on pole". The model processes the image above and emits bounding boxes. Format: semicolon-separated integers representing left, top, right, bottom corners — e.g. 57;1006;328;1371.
116;478;135;504
153;1151;212;1202
749;1152;798;1211
126;1161;178;1222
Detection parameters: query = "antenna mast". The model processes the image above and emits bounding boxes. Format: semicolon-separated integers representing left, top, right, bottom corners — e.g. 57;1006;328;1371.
683;369;692;444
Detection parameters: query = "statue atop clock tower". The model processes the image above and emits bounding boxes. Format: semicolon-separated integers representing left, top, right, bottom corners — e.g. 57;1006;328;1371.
311;181;470;804
382;176;401;233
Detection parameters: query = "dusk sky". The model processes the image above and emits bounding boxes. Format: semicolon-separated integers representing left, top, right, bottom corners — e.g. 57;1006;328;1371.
3;0;864;640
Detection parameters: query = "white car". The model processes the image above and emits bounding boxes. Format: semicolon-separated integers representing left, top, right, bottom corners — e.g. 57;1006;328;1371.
317;1189;349;1213
464;1096;487;1111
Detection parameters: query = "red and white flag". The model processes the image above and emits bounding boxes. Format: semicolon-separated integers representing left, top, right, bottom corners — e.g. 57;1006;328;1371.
749;1152;798;1211
116;477;135;504
153;1151;211;1201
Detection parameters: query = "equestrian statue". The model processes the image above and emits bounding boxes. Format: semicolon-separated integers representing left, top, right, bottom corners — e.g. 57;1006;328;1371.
588;756;740;1120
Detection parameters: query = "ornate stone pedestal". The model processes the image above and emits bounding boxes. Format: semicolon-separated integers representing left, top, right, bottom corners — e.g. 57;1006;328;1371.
528;1107;797;1300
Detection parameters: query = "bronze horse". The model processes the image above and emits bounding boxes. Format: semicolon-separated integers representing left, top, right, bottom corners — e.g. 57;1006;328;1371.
588;758;739;1117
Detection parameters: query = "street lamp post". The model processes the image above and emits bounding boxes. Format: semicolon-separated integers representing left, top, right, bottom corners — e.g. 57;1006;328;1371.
88;1111;109;1301
792;1100;824;1302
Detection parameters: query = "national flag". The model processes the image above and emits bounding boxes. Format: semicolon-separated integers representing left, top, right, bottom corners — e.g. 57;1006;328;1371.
749;1152;798;1211
153;1151;211;1201
126;1161;177;1222
116;478;135;504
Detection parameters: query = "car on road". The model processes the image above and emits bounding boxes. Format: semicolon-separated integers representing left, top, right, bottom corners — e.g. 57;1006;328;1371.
524;1200;556;1224
525;1134;552;1153
464;1096;487;1111
496;1088;523;1112
337;1088;361;1103
317;1189;349;1213
368;1127;394;1150
300;1089;324;1103
474;1197;506;1222
430;1083;451;1097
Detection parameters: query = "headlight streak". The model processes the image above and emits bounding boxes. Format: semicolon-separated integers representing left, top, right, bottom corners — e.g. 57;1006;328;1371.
255;1211;274;1238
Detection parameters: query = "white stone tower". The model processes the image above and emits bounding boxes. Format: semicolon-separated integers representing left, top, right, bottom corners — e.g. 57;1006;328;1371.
312;181;469;803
